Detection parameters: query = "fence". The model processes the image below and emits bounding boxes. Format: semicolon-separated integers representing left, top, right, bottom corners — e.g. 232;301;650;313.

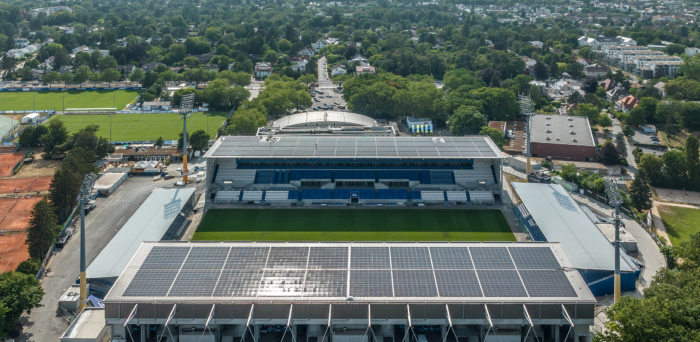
11;147;32;175
36;205;79;279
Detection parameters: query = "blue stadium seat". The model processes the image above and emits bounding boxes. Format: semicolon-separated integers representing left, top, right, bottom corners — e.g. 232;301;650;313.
302;189;332;199
409;191;422;200
420;171;432;184
254;171;275;184
431;171;455;185
377;190;408;199
288;190;300;200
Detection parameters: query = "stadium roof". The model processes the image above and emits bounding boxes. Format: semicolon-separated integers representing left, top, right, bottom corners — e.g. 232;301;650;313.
86;188;195;279
511;183;635;272
529;115;595;147
272;111;379;129
205;136;503;159
105;242;595;304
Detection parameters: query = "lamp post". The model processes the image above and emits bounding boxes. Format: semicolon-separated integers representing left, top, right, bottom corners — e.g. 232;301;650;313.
78;173;98;312
206;114;210;136
108;115;113;143
180;94;195;183
604;177;624;303
518;94;535;182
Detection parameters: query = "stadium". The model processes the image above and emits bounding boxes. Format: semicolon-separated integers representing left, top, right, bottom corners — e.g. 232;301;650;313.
203;135;503;206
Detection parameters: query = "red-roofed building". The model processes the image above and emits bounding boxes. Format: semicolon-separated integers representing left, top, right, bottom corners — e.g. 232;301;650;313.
356;65;376;75
576;58;593;66
615;95;639;113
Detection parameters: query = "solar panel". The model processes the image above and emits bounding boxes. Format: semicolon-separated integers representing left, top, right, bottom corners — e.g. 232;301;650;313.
434;270;483;297
258;270;306;297
469;247;516;269
349;270;393;297
390;247;432;269
168;269;220;297
508;247;562;270
141;246;190;270
266;247;309;269
224;247;270;269
351;247;390;269
393;270;438;297
519;270;578;297
430;247;473;269
214;270;264;297
477;270;528;297
304;270;348;297
123;269;178;297
182;247;230;270
308;247;348;270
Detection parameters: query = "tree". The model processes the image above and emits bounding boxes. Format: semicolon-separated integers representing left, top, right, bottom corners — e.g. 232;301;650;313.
177;132;189;149
629;170;653;211
48;169;80;221
155;137;164;147
639;154;664;185
573;103;599;122
130;68;144;83
72;65;92;84
533;61;549;80
468;88;519;121
600;140;619;165
449;106;487;136
26;199;59;260
0;271;44;338
686;135;700;190
615;132;627;159
567;91;583;104
40;119;69;155
189;130;210;151
225;108;267;135
560;163;579;183
18;125;47;147
480;126;507;149
598;114;612;130
42;71;60;85
622;125;635;137
15;259;40;276
663;150;688;189
582;77;599;93
101;68;121;85
97;55;117;71
628;106;646;126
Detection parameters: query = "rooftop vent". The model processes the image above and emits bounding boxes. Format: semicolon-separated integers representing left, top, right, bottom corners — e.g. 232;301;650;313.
432;137;445;143
569;130;576;135
546;123;551;126
546;137;551;141
545;116;551;120
567;117;574;121
546;129;552;133
572;138;578;142
556;137;560;141
568;124;574;127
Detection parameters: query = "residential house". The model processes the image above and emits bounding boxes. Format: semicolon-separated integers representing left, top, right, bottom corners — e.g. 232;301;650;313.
28;6;71;18
26;43;41;53
141;62;163;72
349;55;369;66
14;38;29;49
312;38;339;51
331;64;347;76
607;84;630;101
685;47;700;57
355;65;376;75
205;64;218;72
188;52;214;65
529;41;544;48
116;65;137;74
58;65;73;74
654;82;666;98
289;55;311;72
585;65;609;78
578;36;636;50
72;45;90;54
297;47;315;57
255;62;273;78
599;79;617;92
6;48;29;59
57;26;74;34
576;58;593;66
615;95;639;113
547;80;576;101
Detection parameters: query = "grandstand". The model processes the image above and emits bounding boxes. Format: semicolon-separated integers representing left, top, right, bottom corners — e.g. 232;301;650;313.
205;136;503;206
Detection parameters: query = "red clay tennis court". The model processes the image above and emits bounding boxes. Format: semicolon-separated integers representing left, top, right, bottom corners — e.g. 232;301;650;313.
0;153;23;177
0;177;52;195
0;233;29;273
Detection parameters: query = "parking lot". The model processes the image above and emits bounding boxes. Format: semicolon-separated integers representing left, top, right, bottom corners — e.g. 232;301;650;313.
307;88;347;112
630;130;662;146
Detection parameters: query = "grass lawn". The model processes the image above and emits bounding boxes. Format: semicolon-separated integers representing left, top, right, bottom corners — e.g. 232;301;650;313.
658;205;700;246
47;112;227;141
0;90;139;111
193;209;515;242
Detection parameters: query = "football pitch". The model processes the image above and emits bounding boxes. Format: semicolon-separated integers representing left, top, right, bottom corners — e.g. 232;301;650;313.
47;112;227;141
0;90;139;111
193;209;515;242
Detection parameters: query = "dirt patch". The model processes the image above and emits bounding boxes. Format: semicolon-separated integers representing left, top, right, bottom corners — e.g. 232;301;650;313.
0;153;23;177
0;233;29;273
12;159;61;178
0;177;52;195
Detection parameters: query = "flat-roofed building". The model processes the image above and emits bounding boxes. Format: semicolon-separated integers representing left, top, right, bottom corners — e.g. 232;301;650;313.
528;115;595;161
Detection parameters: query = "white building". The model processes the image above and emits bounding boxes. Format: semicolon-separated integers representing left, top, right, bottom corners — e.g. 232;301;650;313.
72;45;90;54
349;55;369;66
291;59;308;72
21;113;40;124
6;48;29;59
312;38;339;51
686;47;700;57
14;38;29;48
142;101;171;110
28;6;71;18
255;62;273;78
578;36;636;50
330;64;347;76
529;41;544;48
297;47;315;57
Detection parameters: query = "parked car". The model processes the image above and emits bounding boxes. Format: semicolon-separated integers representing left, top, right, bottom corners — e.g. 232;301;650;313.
313;107;318;110
652;141;661;145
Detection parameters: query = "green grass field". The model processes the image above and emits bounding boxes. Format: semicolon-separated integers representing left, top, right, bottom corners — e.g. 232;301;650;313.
47;112;227;141
0;90;139;111
658;205;700;246
193;209;515;242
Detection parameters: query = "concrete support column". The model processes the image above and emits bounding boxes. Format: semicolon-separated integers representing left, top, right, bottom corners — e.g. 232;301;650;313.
555;325;560;342
293;324;298;341
255;324;261;341
575;325;590;342
441;324;446;342
141;324;147;341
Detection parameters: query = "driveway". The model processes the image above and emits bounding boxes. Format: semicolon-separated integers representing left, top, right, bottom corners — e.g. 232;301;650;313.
611;116;637;173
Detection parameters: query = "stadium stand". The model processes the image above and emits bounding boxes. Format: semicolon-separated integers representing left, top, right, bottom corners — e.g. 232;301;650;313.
430;171;455;184
446;191;468;202
241;191;263;201
264;191;290;201
421;191;445;203
468;190;495;205
302;189;332;199
215;191;240;204
513;204;547;241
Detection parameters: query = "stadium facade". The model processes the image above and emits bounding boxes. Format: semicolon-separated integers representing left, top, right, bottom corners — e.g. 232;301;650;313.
204;136;504;206
104;242;596;342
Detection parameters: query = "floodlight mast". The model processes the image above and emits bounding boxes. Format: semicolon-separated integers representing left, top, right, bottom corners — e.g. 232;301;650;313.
518;94;536;182
78;173;98;312
604;177;624;303
180;94;195;183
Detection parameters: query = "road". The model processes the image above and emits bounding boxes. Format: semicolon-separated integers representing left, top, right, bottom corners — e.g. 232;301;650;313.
316;56;334;89
18;177;169;342
610;115;637;174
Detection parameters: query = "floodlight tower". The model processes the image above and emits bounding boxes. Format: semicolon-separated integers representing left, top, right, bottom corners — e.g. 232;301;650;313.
518;94;536;182
180;94;195;183
78;172;98;312
604;177;624;303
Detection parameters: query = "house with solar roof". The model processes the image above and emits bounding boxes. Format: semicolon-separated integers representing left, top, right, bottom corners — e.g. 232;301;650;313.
202;134;505;206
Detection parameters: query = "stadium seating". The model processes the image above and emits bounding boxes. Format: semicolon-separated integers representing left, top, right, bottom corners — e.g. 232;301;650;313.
420;171;432;184
409;191;422;200
254;171;275;184
264;191;289;201
454;165;497;186
446;191;468;201
333;189;376;199
290;170;332;181
469;190;495;204
421;191;444;202
430;171;455;185
215;191;240;204
288;190;301;200
302;189;332;199
377;190;408;199
335;171;375;179
377;171;420;181
513;204;547;241
242;191;263;201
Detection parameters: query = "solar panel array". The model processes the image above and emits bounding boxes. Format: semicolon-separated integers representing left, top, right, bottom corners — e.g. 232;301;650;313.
122;245;578;299
209;137;501;159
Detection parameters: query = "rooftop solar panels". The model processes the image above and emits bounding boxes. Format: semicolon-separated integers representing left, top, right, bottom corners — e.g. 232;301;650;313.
110;242;591;302
206;136;503;160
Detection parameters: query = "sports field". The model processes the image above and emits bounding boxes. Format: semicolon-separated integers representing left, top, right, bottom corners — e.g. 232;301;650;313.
47;112;227;141
0;90;139;111
658;205;700;246
193;209;515;241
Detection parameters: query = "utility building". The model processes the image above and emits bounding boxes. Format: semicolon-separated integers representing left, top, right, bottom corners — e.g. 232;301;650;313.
528;115;596;162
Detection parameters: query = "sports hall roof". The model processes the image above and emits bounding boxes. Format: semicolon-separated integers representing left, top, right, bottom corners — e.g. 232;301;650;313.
86;188;195;279
272;111;378;129
204;136;503;159
105;242;595;304
529;115;595;147
511;183;635;272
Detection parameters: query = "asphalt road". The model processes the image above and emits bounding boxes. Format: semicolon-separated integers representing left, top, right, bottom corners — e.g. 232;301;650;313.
18;176;168;342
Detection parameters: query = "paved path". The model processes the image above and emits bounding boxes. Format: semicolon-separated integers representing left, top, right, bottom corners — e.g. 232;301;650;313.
650;203;672;246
